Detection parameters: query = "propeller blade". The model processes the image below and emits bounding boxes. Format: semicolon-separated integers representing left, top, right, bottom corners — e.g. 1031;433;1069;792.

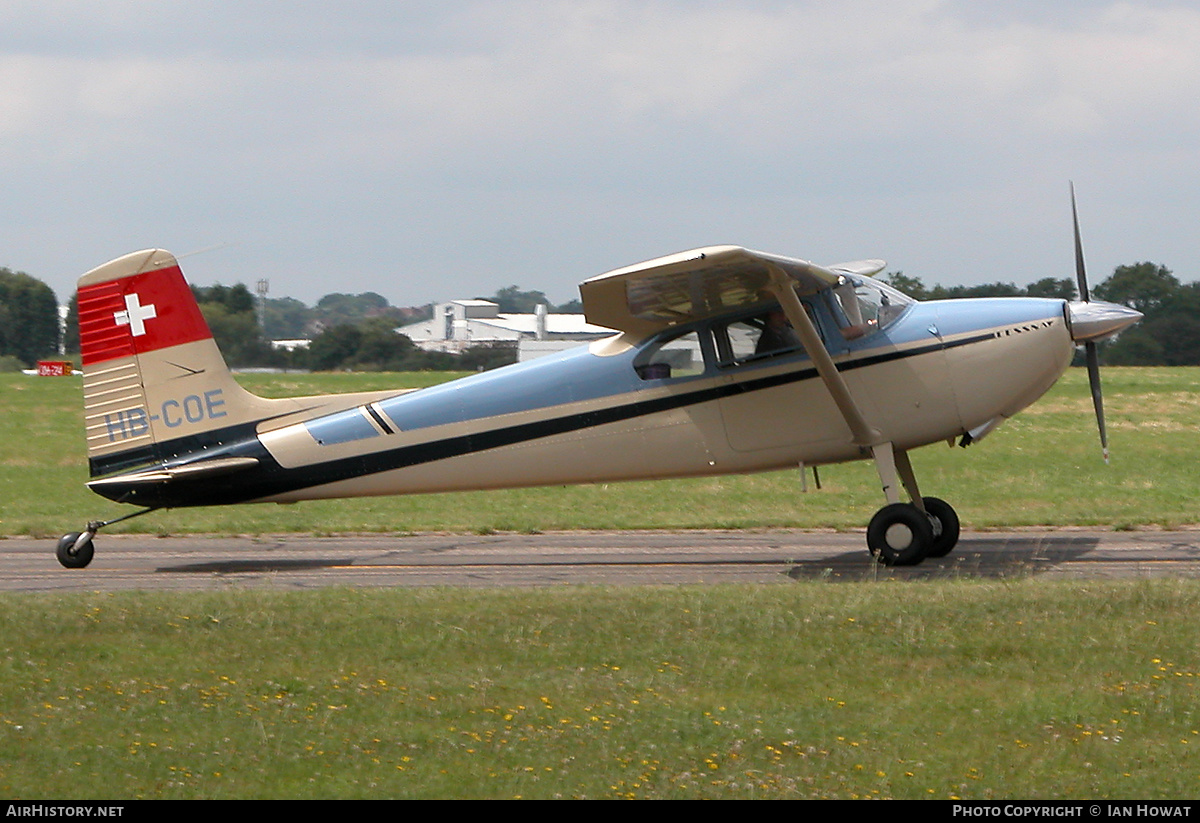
1084;341;1109;464
1071;182;1109;463
1071;181;1090;303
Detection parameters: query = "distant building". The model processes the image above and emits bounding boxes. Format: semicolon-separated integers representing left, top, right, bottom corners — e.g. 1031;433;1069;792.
270;339;311;352
400;299;614;361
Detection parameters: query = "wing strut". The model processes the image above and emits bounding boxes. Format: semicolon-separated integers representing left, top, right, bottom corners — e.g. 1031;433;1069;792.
765;269;922;510
766;269;880;447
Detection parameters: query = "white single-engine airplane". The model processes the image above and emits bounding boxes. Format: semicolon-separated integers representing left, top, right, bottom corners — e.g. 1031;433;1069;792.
57;191;1141;569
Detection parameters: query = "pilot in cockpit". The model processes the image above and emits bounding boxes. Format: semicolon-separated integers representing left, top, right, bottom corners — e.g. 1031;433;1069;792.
754;309;801;355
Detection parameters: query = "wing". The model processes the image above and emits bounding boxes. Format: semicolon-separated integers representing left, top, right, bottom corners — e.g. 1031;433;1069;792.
579;245;885;336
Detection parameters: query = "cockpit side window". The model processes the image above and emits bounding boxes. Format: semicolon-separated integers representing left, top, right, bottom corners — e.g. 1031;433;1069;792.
634;329;707;380
712;301;819;368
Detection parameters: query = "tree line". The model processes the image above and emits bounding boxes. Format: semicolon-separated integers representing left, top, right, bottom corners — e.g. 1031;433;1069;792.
52;281;535;371
0;267;59;371
1;262;1195;371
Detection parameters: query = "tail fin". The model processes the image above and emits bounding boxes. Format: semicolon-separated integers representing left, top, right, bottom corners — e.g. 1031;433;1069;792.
78;249;283;477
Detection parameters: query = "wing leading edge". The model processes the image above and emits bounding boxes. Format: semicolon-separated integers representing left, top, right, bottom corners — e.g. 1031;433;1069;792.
579;245;885;337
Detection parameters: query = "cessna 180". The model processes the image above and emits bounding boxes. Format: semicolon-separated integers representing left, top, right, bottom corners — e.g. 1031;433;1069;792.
57;193;1141;569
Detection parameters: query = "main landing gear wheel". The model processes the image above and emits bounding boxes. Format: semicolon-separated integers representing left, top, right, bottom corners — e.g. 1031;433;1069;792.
56;532;95;569
868;503;933;566
921;496;960;558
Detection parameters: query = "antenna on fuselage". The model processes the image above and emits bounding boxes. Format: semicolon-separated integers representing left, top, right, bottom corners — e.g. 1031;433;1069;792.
176;241;240;260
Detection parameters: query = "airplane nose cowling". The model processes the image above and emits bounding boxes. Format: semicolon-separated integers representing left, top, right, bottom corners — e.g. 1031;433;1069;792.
1068;300;1143;343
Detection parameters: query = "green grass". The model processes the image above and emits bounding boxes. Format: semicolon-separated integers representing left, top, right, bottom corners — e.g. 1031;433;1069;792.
0;367;1197;537
2;581;1199;799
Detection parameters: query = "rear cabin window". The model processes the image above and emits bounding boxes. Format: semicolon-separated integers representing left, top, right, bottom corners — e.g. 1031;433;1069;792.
634;330;706;380
304;407;382;446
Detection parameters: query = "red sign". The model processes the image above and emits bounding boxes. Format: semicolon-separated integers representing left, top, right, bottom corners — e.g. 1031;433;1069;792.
36;361;73;376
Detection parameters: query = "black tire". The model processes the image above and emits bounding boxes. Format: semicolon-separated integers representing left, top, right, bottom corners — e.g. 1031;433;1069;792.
922;497;960;558
867;503;933;566
56;532;95;569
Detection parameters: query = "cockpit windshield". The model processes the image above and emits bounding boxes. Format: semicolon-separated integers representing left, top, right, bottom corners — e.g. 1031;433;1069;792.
831;276;914;340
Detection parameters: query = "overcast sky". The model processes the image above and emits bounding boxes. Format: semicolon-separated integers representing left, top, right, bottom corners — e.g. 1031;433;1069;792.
2;1;1198;308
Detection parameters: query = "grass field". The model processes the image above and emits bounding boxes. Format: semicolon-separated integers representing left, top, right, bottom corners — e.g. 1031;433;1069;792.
3;581;1200;799
1;367;1198;799
0;367;1196;537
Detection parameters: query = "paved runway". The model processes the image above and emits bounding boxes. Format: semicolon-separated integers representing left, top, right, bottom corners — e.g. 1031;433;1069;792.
4;529;1200;592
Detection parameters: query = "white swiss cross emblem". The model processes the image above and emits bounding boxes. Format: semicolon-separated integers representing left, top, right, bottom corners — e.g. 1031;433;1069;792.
113;293;158;337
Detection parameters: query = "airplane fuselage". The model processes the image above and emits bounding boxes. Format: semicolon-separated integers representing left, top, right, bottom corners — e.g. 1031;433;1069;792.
92;294;1074;509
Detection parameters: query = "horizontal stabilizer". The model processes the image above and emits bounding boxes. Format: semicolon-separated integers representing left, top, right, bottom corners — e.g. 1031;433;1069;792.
87;456;260;491
828;259;887;277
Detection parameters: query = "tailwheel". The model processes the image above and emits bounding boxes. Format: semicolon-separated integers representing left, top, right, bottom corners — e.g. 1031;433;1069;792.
867;503;933;566
921;496;960;558
56;531;96;569
53;508;157;569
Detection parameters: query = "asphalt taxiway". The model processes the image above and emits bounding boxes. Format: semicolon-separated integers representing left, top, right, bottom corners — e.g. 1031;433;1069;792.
3;529;1200;592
